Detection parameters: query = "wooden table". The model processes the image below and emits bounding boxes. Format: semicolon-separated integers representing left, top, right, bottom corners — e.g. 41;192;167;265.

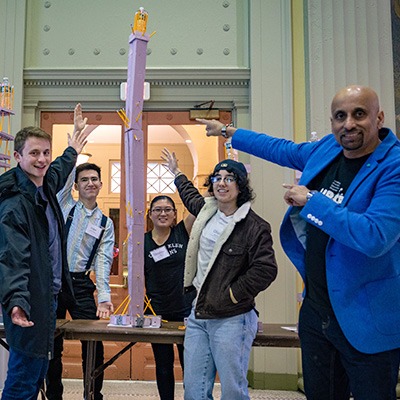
0;319;70;351
61;319;299;400
0;319;300;399
62;319;299;346
63;319;186;344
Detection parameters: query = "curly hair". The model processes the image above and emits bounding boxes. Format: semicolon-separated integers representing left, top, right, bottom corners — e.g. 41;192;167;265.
203;171;255;207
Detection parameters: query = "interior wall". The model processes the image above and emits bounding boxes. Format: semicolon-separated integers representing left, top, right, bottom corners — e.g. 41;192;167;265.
24;0;249;69
247;0;299;387
305;0;396;135
0;0;397;390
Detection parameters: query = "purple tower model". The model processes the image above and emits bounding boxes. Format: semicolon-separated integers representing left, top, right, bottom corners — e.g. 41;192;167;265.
124;7;149;319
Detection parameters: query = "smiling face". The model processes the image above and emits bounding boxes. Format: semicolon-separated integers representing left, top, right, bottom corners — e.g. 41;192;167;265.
149;198;176;229
330;85;384;159
212;169;240;208
74;169;102;204
14;137;51;187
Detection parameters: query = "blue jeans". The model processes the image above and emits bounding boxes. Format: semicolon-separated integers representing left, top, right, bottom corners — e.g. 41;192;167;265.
183;308;258;400
1;348;49;400
299;297;400;400
47;273;104;400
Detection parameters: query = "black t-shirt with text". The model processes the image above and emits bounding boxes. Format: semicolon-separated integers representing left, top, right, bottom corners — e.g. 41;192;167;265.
305;152;370;309
144;220;195;320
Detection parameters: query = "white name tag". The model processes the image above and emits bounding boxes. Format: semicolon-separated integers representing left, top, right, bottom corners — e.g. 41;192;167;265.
86;222;102;239
150;246;170;262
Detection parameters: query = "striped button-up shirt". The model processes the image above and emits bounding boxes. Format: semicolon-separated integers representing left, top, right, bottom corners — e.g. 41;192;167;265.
57;169;114;303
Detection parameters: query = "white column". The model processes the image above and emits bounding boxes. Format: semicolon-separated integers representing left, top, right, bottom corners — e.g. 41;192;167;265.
306;0;395;134
248;0;299;380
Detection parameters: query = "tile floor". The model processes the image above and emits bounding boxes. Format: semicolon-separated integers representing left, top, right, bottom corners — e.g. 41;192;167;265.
48;379;307;399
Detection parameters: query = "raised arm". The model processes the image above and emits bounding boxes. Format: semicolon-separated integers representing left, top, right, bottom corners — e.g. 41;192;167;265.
161;147;181;176
161;147;206;217
183;213;196;235
67;103;90;154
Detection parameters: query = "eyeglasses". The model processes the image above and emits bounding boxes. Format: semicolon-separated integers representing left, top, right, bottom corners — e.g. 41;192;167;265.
210;175;236;184
79;177;100;184
151;207;175;215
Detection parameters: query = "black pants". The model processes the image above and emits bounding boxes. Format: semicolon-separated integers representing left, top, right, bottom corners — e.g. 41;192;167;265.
298;297;400;400
46;272;104;400
151;342;184;400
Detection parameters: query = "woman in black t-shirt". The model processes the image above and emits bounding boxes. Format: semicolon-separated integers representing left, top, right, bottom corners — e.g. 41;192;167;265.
144;195;195;400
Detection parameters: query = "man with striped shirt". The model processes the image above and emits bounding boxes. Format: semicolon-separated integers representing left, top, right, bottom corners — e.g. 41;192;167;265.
46;160;114;400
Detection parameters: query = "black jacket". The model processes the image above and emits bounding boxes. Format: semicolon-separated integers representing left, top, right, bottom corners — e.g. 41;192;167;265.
175;174;277;319
0;147;76;358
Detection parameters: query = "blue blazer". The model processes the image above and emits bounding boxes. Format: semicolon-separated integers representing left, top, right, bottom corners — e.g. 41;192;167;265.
233;127;400;353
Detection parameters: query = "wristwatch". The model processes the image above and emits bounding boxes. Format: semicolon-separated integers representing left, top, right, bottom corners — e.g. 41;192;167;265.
306;190;317;201
221;125;229;138
221;123;233;139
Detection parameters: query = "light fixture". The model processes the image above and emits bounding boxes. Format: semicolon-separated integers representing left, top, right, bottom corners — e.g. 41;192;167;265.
76;152;92;166
120;81;150;101
189;100;219;120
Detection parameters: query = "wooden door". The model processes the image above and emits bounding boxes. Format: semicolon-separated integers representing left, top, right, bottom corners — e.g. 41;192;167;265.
41;110;131;380
40;109;231;381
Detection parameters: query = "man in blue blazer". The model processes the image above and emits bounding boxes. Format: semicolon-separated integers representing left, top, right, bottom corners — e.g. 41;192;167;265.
198;85;400;400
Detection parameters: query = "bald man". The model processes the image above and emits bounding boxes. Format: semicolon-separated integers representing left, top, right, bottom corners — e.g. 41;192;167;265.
198;86;400;400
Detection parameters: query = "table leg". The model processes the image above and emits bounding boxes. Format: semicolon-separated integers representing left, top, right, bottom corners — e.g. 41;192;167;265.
0;338;9;351
84;340;96;400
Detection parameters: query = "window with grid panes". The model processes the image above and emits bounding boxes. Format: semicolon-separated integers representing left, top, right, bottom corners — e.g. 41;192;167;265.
110;161;176;194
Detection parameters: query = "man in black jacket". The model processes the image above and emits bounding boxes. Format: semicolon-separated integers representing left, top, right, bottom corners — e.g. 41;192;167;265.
0;104;90;400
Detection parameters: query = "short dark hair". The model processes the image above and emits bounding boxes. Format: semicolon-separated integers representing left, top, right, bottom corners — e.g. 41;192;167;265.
14;126;52;154
149;195;176;211
75;163;101;183
204;171;255;207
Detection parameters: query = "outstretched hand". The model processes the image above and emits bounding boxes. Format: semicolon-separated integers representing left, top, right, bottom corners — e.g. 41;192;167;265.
67;103;91;154
11;306;34;328
74;103;87;134
161;148;181;175
196;118;225;137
